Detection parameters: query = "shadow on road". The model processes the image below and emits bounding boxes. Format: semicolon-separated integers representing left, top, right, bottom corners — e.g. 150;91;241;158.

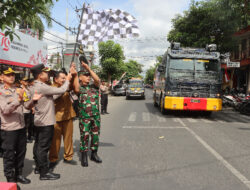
23;158;35;177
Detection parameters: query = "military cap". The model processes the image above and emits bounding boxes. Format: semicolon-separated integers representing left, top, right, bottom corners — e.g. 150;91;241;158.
30;64;50;76
2;67;17;75
78;69;90;76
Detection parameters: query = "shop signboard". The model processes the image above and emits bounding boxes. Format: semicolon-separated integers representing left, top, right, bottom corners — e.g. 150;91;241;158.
227;61;240;68
0;30;47;68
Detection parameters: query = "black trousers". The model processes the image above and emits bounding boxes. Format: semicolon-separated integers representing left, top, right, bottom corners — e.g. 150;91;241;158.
1;128;27;177
33;125;54;174
101;94;108;112
24;113;34;140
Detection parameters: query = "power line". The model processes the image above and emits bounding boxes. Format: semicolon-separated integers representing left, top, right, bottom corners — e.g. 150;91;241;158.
43;36;64;44
44;13;77;35
44;31;67;41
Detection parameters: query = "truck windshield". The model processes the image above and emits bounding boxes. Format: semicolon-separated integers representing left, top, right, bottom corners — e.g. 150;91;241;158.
169;59;220;82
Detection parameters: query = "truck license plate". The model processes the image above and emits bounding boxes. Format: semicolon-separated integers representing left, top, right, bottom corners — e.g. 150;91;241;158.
191;99;200;103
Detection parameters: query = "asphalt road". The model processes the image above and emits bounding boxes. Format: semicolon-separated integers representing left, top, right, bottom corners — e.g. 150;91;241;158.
1;89;250;190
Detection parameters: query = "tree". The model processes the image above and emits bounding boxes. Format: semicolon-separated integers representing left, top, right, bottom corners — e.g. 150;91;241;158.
167;0;249;53
98;40;125;83
123;60;143;80
144;55;163;85
144;66;155;85
0;0;56;40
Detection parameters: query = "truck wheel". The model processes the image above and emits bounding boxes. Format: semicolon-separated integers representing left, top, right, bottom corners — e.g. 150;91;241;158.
160;97;167;115
153;93;158;107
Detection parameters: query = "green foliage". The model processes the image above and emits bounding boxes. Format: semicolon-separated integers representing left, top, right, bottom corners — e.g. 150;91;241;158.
98;40;125;83
144;55;163;85
0;0;55;40
123;60;143;80
167;0;249;53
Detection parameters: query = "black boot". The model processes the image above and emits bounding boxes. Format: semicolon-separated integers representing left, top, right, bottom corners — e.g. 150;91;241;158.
40;168;60;180
90;150;102;163
101;110;104;115
81;151;88;167
16;169;31;184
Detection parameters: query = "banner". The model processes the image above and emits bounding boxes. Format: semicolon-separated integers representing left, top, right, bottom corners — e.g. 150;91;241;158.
0;30;47;68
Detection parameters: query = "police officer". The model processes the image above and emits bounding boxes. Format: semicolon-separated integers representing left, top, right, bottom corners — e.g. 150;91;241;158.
30;64;71;180
0;67;42;184
78;60;102;167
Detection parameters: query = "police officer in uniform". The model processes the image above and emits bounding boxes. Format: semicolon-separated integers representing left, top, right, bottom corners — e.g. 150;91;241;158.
0;67;42;184
78;60;102;167
30;64;71;180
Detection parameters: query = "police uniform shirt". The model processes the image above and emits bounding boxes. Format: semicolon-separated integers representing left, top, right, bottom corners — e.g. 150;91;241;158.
0;86;25;131
32;80;69;127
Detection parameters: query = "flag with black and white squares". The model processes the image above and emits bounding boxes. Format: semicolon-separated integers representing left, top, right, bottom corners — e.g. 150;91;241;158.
78;7;140;46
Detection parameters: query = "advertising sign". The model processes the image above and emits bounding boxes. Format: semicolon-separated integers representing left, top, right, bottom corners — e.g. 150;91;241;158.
227;61;240;68
0;30;47;68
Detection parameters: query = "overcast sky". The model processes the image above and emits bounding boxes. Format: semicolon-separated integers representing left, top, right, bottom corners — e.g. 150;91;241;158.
44;0;191;72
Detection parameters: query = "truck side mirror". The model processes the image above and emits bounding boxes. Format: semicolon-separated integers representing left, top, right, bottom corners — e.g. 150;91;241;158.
157;65;165;72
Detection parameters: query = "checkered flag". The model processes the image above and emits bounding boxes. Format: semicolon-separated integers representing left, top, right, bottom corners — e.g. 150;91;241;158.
78;6;140;46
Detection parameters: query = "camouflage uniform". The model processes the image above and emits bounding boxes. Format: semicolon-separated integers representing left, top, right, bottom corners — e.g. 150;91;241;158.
79;84;100;152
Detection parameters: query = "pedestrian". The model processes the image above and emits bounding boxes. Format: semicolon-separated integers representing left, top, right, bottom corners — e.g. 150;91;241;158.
0;67;42;184
30;64;72;180
78;60;102;167
100;81;109;114
49;63;79;168
20;77;33;143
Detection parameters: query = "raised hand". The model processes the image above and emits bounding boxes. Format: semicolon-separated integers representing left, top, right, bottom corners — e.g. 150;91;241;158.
70;62;77;76
32;91;42;101
66;73;72;81
16;88;25;102
81;62;90;71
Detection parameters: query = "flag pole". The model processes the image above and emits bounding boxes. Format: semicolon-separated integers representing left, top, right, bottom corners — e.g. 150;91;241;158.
71;3;89;66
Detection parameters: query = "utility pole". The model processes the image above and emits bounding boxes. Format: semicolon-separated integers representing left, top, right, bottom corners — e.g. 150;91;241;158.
71;3;90;66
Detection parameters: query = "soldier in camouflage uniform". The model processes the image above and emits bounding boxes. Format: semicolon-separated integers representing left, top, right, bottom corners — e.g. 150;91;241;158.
78;59;102;167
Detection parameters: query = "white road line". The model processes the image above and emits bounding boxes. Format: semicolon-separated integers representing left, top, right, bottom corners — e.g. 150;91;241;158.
176;118;186;127
200;119;213;123
186;118;197;123
142;112;150;122
128;112;137;122
123;126;185;129
185;127;250;189
156;115;167;122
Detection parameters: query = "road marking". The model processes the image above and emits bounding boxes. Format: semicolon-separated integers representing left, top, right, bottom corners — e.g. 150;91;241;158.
123;126;185;129
156;115;167;122
185;127;250;189
186;118;197;123
142;112;150;122
176;118;186;127
200;119;213;123
128;112;137;122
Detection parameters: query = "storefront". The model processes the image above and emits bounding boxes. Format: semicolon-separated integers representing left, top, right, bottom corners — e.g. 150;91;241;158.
0;30;48;80
224;25;250;94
